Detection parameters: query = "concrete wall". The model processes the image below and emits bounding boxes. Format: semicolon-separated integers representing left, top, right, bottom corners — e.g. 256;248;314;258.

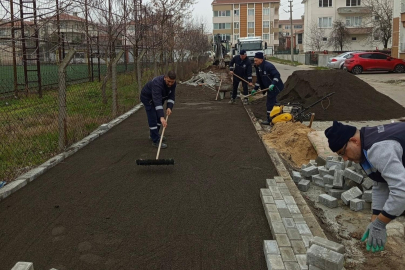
272;53;340;67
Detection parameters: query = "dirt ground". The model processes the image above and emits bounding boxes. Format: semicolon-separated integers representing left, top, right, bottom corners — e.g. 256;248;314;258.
248;68;405;270
0;69;278;270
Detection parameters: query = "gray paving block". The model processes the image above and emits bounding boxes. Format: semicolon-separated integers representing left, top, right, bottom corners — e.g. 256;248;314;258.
273;191;284;200
301;166;319;177
323;174;334;186
284;196;296;205
296;223;312;236
287;228;302;240
326;156;334;160
292;171;302;183
280;247;297;262
343;178;358;190
284;262;301;270
309;236;345;254
282;218;296;229
328;165;337;176
301;235;313;248
262;195;275;204
261;188;272;197
267;178;277;187
274;176;285;182
287;204;301;214
11;262;34;270
265;255;285;270
328;189;345;199
343;168;363;184
276;233;291;247
265;204;278;213
341;187;363;205
362;190;372;203
333;170;344;189
277;183;288;189
291;240;307;254
271;222;287;234
312;174;325;187
318;166;329;177
350;198;365;211
353;162;363;172
264;240;280;255
269;211;283;222
324;184;333;193
295;254;307;270
326;160;344;170
298;180;311;192
318;194;338;208
307;244;345;270
279;188;292;196
275;200;288;209
279;208;293;218
362;177;374;190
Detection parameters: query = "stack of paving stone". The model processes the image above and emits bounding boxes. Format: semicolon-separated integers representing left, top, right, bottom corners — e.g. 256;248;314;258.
307;236;345;270
292;157;373;211
261;176;346;270
181;71;219;87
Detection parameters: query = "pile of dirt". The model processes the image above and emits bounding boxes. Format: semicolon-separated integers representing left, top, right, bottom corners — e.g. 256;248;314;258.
262;121;318;168
250;70;405;121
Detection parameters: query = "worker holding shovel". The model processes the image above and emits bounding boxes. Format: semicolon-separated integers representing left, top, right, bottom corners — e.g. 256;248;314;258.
325;120;405;253
140;71;176;149
229;49;253;105
251;52;284;125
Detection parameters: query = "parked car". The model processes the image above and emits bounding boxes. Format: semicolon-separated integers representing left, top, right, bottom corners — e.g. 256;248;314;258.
327;51;361;69
343;52;405;74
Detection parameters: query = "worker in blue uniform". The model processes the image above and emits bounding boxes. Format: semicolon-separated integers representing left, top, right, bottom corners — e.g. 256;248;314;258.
251;52;284;125
140;71;176;148
229;49;253;105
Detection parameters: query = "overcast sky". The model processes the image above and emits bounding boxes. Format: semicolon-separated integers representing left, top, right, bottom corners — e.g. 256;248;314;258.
192;0;305;32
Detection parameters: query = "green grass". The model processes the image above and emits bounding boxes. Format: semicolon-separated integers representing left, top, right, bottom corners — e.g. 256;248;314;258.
267;57;301;67
0;70;141;182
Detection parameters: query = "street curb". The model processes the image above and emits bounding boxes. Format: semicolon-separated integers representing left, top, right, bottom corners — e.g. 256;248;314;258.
0;103;144;202
243;104;327;269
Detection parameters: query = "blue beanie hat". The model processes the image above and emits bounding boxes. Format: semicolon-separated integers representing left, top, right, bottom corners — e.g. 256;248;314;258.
324;121;357;152
240;49;246;55
254;52;264;59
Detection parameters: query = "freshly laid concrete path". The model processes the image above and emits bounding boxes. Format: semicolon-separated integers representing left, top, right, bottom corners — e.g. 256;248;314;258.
0;84;277;270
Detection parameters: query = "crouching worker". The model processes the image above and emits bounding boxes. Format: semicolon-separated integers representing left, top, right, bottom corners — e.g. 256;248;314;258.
325;120;405;253
140;71;176;148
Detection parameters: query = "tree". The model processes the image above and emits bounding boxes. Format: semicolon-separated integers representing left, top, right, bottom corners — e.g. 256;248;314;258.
305;21;326;52
328;20;351;51
362;0;393;49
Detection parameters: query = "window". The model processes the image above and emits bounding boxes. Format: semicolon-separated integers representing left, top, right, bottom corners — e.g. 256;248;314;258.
234;10;239;16
263;21;270;28
352;37;357;40
213;10;231;17
319;0;332;7
248;22;255;28
359;53;372;58
248;33;255;37
285;25;290;29
371;53;388;59
263;34;270;40
220;34;231;41
263;8;270;15
298;33;303;44
318;17;332;28
279;24;282;28
374;16;380;20
234;34;239;41
322;37;328;41
234;22;239;29
346;16;362;26
248;9;254;16
0;29;7;36
346;0;360;6
213;23;231;30
294;25;303;29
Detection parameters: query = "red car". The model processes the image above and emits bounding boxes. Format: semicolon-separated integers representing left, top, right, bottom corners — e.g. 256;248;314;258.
343;52;405;74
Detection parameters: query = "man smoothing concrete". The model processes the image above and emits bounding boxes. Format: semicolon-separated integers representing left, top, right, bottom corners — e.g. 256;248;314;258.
140;71;176;149
325;120;405;252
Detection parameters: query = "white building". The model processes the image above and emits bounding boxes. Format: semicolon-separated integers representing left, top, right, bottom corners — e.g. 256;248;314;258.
302;0;390;52
392;0;405;59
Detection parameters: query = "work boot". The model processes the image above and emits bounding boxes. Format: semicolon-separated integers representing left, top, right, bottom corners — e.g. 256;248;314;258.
149;136;166;142
152;142;167;149
261;120;271;125
228;98;236;104
243;98;249;105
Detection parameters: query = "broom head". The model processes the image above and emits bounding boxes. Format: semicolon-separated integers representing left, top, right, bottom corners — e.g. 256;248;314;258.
136;159;175;166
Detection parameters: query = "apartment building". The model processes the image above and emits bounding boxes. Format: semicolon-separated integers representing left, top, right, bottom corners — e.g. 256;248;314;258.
392;0;405;59
279;18;304;36
302;0;385;52
211;0;281;52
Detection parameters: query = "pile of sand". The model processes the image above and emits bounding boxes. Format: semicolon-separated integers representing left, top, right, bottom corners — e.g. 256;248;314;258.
262;121;318;168
250;70;405;121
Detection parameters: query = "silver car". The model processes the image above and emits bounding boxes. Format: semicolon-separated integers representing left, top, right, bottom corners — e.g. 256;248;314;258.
327;52;361;69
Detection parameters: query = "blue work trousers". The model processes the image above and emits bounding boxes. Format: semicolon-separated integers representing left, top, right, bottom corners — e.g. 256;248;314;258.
266;87;281;121
232;76;249;99
141;97;162;143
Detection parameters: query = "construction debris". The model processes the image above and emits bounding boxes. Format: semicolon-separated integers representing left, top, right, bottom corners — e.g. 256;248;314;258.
181;71;220;88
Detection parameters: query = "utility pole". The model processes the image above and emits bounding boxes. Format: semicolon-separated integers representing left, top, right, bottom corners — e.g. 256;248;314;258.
288;0;294;63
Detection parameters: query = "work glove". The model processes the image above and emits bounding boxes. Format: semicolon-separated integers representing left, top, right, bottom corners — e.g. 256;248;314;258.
361;218;387;252
269;85;275;91
251;90;257;96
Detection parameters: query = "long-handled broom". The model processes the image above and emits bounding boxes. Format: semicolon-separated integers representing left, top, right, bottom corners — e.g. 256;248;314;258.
136;115;175;166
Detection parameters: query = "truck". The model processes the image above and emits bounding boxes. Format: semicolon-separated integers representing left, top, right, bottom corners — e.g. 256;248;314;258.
233;36;267;63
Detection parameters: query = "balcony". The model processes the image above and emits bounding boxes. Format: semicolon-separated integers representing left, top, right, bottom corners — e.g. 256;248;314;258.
337;6;371;14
